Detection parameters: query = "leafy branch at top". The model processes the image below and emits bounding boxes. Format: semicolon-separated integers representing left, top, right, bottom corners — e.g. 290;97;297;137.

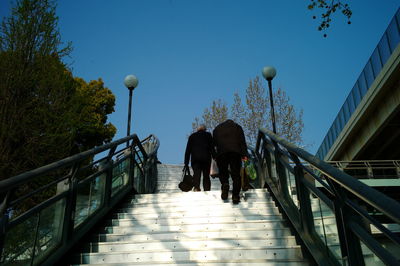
308;0;352;37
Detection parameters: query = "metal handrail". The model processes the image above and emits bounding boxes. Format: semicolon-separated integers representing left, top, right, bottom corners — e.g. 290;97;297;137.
0;133;159;265
255;128;400;266
0;134;138;194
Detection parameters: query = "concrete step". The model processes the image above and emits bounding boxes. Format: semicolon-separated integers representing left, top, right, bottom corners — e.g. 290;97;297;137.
73;261;309;266
99;220;290;235
73;246;305;264
117;201;277;214
133;189;271;200
129;193;273;205
104;214;285;227
96;228;295;241
82;238;300;253
114;206;281;219
113;207;280;218
125;197;276;208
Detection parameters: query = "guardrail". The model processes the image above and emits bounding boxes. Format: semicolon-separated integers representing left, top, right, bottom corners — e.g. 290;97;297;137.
326;160;400;179
254;129;400;265
0;134;159;265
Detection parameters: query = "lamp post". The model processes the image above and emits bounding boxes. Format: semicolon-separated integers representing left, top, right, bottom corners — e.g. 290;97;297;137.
124;74;139;146
262;66;277;134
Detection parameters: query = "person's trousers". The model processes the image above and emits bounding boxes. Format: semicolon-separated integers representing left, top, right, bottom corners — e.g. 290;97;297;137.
216;152;242;197
192;160;211;191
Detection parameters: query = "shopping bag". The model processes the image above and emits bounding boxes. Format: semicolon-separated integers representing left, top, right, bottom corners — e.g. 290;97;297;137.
210;159;219;178
244;160;257;180
179;167;193;192
240;165;249;191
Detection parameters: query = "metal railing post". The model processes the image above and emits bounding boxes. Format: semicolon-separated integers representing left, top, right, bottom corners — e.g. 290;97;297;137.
61;163;80;247
262;142;273;189
127;146;135;193
0;217;8;262
327;179;365;266
293;163;315;235
0;192;11;261
105;146;118;206
273;142;289;199
103;163;113;208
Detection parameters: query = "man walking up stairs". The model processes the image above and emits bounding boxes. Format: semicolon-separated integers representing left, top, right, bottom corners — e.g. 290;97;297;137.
70;164;310;265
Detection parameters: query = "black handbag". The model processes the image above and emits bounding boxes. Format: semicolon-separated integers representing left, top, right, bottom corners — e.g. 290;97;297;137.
179;167;193;192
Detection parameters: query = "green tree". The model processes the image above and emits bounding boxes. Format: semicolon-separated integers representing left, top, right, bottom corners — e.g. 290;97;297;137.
0;0;116;180
72;78;116;152
193;76;304;147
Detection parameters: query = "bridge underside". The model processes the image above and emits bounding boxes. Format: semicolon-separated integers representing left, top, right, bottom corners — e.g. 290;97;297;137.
355;106;400;160
326;45;400;161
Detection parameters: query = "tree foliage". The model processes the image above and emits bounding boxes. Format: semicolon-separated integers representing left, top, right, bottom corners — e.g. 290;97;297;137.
193;76;304;147
0;0;116;180
73;78;116;152
308;0;352;37
192;99;228;132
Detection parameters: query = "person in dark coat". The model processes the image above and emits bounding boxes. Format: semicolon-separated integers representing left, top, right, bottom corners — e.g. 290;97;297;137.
184;125;216;191
213;119;248;204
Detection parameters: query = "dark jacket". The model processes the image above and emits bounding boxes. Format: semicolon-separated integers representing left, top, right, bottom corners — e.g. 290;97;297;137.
213;119;248;157
184;130;216;165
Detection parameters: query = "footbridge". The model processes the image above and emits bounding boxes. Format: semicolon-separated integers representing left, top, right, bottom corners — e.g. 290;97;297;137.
1;130;399;265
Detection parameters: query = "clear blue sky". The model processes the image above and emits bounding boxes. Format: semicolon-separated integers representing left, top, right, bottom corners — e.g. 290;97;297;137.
1;0;399;164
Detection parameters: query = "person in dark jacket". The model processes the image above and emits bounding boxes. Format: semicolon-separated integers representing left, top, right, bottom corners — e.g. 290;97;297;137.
213;119;248;204
184;125;216;191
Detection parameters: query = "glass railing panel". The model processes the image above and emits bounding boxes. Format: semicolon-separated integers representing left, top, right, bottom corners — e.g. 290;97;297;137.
285;167;298;208
364;61;375;88
33;198;66;264
325;131;330;149
339;108;346;130
328;128;334;147
343;101;351;122
135;148;145;162
74;173;105;228
352;83;362;107
1;214;38;265
89;174;106;215
133;162;144;193
358;72;368;97
371;47;383;78
347;93;356;114
366;223;400;264
310;193;342;264
111;158;130;197
324;141;329;156
334;118;341;139
397;10;400;30
387;17;400;52
378;34;391;66
360;242;385;266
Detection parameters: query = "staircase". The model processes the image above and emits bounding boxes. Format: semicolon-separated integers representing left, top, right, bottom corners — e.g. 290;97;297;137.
70;164;310;265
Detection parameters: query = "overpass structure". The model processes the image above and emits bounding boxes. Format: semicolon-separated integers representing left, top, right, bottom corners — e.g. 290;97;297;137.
316;9;400;161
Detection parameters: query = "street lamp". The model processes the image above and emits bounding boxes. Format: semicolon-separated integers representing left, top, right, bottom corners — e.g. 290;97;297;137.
124;74;139;145
262;66;277;134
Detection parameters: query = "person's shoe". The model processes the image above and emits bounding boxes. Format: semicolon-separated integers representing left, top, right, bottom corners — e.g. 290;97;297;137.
193;187;201;192
221;183;229;200
232;195;240;204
